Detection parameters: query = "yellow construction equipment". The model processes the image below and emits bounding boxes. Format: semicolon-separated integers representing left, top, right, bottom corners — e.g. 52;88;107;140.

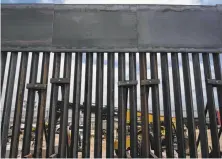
114;110;180;156
126;110;176;125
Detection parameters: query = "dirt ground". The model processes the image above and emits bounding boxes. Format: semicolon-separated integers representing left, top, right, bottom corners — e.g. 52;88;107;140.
196;129;222;158
6;129;222;158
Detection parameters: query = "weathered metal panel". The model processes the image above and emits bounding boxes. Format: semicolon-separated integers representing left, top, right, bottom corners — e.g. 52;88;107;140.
1;4;222;52
1;5;54;51
137;5;222;52
52;5;137;51
217;5;222;47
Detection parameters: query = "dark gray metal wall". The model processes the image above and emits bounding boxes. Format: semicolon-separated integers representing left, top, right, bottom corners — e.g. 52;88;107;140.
1;4;222;52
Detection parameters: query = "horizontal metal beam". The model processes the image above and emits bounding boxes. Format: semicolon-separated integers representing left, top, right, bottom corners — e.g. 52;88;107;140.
118;80;138;87
1;4;222;52
140;79;160;86
207;79;222;87
26;84;47;90
50;78;70;85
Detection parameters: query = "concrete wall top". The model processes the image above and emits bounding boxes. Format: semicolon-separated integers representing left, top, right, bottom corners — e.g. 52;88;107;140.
1;4;222;52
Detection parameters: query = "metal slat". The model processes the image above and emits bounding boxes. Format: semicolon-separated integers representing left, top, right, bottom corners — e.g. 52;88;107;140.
70;53;83;158
202;53;220;157
46;53;61;157
181;53;197;157
139;52;150;157
58;53;71;158
94;53;104;158
196;103;209;149
22;52;39;156
212;53;222;131
161;52;174;157
10;52;28;157
34;53;50;157
192;53;209;157
141;79;160;86
150;52;162;157
207;79;222;86
118;80;138;86
129;53;138;157
26;84;47;90
118;52;127;158
171;53;185;157
1;52;11;137
43;120;48;153
50;78;70;84
1;52;7;91
1;53;10;137
1;52;18;158
106;53;115;158
82;53;93;158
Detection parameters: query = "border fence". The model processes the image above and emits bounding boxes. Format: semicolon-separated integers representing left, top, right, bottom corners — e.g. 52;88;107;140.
1;4;222;158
